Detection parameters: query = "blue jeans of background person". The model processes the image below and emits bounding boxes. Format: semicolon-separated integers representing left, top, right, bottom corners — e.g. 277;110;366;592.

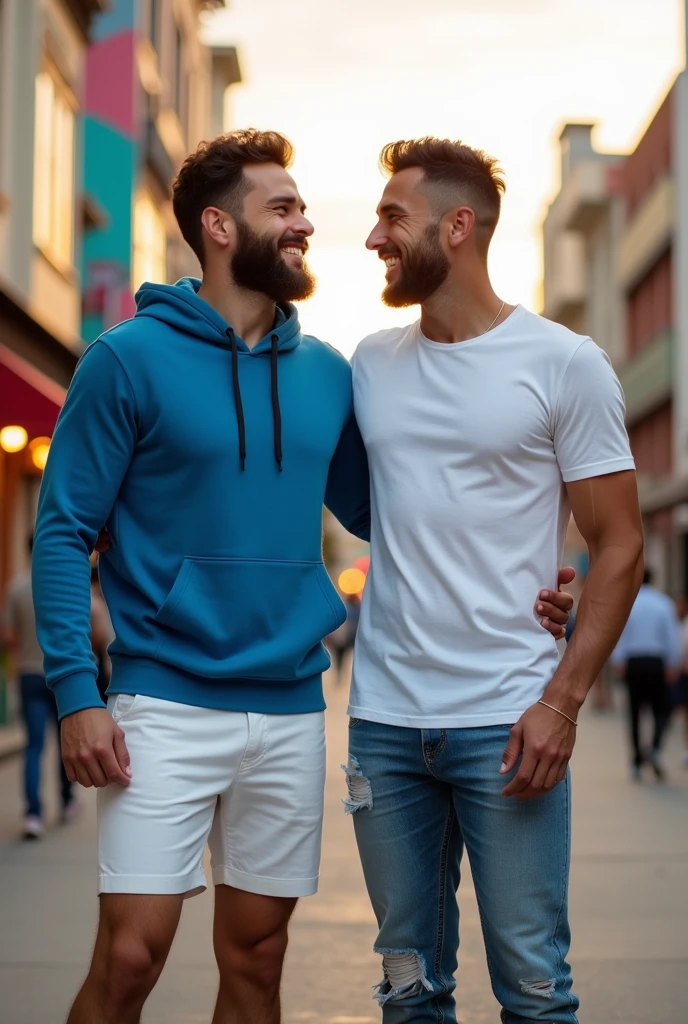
347;719;578;1024
20;673;72;818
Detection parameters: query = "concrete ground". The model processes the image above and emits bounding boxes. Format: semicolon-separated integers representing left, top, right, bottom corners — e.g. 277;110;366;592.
0;671;687;1023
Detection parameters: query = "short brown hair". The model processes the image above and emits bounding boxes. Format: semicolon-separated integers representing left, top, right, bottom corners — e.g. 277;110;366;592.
380;137;505;237
172;129;294;266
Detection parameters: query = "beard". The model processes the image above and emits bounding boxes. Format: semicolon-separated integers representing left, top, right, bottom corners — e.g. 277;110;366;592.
231;220;316;303
382;223;450;308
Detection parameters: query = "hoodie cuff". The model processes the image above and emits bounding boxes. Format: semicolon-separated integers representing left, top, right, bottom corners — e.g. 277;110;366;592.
52;671;106;721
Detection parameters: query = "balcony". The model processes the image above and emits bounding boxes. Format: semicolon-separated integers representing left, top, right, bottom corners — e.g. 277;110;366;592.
542;232;585;325
618;328;673;426
557;159;614;233
618;175;674;291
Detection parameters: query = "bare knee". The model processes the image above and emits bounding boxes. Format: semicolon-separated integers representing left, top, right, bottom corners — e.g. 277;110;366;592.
218;928;289;992
88;896;180;1010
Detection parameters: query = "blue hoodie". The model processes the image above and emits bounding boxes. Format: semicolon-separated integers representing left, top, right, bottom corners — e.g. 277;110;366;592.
32;279;370;720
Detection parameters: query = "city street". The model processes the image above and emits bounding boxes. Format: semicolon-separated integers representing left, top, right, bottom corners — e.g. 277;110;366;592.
0;673;687;1024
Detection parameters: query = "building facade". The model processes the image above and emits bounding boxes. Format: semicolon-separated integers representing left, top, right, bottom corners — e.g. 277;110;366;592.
543;75;688;594
0;0;106;598
81;0;241;342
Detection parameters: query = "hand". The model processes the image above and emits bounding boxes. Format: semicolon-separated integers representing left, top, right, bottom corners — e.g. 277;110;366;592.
95;529;111;554
500;701;576;800
536;566;575;640
61;707;132;788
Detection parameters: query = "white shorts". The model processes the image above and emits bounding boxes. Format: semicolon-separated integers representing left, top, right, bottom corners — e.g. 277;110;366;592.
97;694;326;898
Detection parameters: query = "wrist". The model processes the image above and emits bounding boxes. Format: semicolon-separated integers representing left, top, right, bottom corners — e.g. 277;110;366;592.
541;681;586;719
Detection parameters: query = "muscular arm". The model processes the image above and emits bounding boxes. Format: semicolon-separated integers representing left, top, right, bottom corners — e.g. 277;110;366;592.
542;470;644;716
502;470;643;799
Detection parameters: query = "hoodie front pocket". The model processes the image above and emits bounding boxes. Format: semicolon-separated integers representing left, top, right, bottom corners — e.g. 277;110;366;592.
153;557;346;681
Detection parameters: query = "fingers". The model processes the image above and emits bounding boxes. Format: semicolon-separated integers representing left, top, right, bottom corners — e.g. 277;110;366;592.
537;598;570;625
539;614;566;641
500;723;524;776
112;728;133;784
502;748;539;797
98;741;132;786
556;566;576;587
70;756;108;788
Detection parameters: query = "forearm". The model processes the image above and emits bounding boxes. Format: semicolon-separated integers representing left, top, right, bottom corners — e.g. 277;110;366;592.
543;539;644;717
33;515;103;718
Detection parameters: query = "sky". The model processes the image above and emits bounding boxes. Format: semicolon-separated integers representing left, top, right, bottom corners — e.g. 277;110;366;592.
203;0;686;358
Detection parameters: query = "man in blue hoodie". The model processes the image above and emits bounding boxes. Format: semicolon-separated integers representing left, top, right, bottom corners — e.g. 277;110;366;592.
32;130;572;1023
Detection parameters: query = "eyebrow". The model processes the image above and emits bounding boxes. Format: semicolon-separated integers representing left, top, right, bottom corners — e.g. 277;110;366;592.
378;201;407;216
269;194;307;213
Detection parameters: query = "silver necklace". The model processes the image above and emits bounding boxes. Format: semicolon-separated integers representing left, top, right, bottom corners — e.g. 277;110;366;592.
483;300;505;336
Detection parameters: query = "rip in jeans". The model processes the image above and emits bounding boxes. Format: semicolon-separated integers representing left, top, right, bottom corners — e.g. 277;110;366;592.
341;755;373;814
373;948;434;1005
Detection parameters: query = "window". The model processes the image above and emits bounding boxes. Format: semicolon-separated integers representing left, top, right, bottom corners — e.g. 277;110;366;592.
132;192;167;290
33;69;76;268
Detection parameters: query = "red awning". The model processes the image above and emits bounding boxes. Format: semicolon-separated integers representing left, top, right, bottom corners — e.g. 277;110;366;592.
0;344;64;438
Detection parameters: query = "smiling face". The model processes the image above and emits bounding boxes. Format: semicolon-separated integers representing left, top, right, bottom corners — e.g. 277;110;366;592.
229;163;316;303
366;167;450;308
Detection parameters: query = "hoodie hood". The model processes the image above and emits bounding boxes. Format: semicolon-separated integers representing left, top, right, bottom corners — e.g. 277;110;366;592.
134;277;302;355
134;278;302;472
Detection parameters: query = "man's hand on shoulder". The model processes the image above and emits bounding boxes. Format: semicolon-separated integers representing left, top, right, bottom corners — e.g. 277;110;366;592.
536;566;576;640
61;707;131;789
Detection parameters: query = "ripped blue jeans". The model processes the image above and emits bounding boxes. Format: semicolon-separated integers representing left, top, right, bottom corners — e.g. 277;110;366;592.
346;720;579;1024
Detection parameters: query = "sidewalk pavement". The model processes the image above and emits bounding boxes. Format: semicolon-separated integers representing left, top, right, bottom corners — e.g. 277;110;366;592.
0;675;687;1023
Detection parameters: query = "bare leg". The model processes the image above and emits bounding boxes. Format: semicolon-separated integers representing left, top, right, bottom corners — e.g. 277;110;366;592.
68;894;183;1024
211;885;297;1024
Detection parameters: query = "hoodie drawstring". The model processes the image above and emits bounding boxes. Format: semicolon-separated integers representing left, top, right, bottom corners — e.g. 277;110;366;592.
226;327;283;472
228;328;247;471
270;334;283;472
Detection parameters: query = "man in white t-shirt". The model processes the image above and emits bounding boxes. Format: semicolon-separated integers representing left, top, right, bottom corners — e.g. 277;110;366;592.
344;138;644;1024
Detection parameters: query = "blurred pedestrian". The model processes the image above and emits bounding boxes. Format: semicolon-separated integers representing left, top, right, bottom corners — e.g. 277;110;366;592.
1;536;79;839
612;570;681;781
673;593;688;768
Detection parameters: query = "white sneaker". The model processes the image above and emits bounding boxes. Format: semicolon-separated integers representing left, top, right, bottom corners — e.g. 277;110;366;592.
22;815;44;840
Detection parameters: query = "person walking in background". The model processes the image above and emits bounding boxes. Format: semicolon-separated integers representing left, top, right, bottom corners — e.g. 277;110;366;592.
1;536;80;839
672;593;688;769
612;570;681;781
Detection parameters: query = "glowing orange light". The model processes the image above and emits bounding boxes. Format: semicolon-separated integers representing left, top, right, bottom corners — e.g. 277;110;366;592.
29;436;51;471
338;567;367;595
0;425;28;453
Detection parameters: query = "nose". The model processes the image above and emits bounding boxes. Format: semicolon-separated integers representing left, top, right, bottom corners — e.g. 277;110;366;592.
293;213;314;238
366;221;386;250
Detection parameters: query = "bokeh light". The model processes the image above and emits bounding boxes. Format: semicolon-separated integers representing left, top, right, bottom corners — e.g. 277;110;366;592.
0;425;28;453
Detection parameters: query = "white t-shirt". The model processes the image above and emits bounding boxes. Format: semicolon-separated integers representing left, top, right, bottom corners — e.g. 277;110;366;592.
349;305;635;728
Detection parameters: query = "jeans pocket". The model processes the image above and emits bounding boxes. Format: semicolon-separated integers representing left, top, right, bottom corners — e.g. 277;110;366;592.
348;717;363;728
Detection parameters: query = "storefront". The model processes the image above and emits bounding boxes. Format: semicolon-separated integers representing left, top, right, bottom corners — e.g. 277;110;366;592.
0;286;78;598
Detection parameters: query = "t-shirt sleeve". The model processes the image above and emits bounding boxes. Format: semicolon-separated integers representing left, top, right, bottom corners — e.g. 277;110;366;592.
552;339;635;483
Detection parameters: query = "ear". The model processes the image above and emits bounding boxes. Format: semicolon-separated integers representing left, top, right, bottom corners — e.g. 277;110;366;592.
200;207;235;252
447;206;475;249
